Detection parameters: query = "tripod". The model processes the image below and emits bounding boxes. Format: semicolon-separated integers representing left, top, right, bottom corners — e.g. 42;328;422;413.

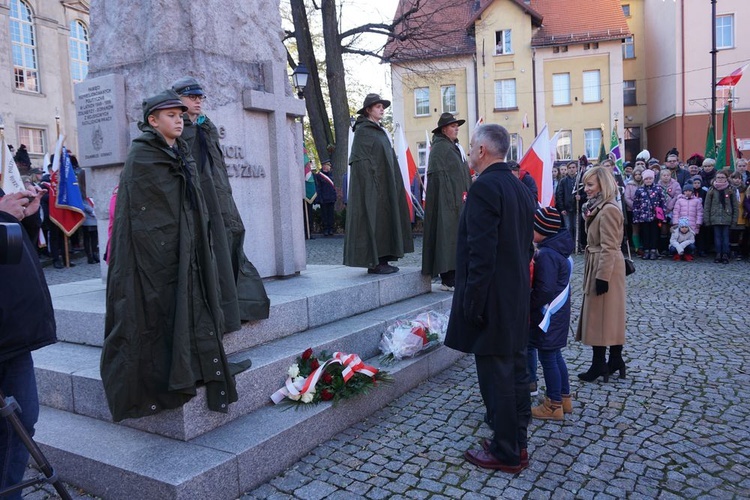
0;390;71;499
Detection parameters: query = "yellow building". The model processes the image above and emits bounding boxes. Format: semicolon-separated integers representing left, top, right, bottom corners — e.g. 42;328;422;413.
386;0;631;165
0;0;89;167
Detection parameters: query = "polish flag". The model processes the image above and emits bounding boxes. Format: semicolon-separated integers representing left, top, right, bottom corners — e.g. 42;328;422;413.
717;64;749;87
519;124;553;207
421;130;431;205
395;124;419;219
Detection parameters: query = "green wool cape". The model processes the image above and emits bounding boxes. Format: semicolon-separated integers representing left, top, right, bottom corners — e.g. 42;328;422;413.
343;116;414;268
182;114;270;322
101;124;244;422
421;133;472;276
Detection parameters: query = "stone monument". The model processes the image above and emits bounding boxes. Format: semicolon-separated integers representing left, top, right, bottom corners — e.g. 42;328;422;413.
75;0;307;278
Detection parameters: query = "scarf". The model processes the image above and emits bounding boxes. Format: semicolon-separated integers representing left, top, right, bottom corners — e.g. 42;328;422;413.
582;193;604;218
713;178;729;190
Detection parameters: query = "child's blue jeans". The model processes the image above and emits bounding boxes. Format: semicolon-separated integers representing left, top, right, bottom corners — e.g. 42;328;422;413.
538;349;570;402
713;225;730;255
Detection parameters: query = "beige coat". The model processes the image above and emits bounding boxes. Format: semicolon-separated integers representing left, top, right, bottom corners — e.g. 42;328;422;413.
576;201;626;346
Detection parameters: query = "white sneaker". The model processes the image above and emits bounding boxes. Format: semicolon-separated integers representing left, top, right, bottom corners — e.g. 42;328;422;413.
439;284;455;292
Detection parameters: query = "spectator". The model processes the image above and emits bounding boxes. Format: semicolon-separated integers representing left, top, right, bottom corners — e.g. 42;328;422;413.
703;169;737;264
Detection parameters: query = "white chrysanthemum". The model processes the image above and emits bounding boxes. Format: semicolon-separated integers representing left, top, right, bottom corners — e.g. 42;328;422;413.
301;392;315;403
287;364;300;378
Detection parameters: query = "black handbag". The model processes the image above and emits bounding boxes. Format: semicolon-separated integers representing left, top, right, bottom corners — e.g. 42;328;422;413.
624;240;635;276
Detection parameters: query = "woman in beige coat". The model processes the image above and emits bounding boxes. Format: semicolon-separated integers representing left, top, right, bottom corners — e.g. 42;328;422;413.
576;166;627;382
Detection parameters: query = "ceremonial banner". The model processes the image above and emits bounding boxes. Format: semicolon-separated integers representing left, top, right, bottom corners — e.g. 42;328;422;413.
1;136;24;194
49;147;85;236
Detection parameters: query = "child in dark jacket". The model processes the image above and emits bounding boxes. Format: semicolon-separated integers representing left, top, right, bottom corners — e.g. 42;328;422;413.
314;160;337;236
529;207;575;421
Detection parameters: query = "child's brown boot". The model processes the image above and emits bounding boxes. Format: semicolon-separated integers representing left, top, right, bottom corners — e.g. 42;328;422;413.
532;397;564;420
561;394;573;414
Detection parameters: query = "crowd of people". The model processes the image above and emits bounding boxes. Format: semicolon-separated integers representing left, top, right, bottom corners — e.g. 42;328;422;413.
553;151;750;264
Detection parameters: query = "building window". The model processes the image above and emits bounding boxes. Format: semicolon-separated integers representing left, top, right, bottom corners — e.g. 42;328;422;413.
495;29;512;55
494;79;516;110
69;20;90;83
508;133;520;161
622;4;630;17
556;130;572;160
415;88;430;116
9;0;39;93
624;80;636;106
622;36;635;59
441;85;457;114
552;73;571;105
716;15;734;49
18;126;46;155
417;141;428;170
582;70;601;103
584;129;602;159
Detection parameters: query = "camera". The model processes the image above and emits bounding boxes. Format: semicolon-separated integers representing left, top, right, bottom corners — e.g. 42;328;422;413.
0;222;23;265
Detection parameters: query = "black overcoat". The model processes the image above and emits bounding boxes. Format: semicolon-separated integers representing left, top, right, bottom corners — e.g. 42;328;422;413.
445;163;535;356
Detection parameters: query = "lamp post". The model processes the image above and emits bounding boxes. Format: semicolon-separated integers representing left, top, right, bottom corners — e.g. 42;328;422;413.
292;63;309;99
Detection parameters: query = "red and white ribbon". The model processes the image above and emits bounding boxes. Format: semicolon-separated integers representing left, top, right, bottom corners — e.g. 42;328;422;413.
271;351;379;404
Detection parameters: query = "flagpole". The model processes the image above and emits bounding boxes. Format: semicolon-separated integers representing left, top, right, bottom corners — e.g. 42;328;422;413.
55;112;72;268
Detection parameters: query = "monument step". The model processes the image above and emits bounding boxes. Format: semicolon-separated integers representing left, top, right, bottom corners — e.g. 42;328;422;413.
35;346;464;500
34;290;454;440
50;265;432;352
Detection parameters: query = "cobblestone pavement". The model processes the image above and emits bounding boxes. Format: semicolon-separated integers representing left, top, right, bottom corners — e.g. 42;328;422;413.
243;238;750;499
24;236;750;498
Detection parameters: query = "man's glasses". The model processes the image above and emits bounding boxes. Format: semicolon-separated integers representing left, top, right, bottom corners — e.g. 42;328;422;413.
186;95;206;102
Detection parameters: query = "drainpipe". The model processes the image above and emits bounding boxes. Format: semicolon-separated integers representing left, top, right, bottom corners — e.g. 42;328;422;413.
532;47;538;137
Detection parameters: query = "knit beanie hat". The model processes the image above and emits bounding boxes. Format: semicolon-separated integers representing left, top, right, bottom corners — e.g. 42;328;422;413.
682;183;694;192
534;206;561;237
642;169;655;180
678;217;690;228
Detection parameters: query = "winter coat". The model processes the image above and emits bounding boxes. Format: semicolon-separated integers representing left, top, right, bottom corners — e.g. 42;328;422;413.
82;198;97;227
314;170;337;204
632;184;666;223
671;195;703;233
703;186;738;227
669;227;696;253
555;175;577;213
658;178;682;214
623;179;641;211
182;114;270;322
528;230;575;351
700;168;716;189
576;201;626;347
671;167;691;187
421;133;472;276
445;162;535;356
0;210;56;363
344;116;414;268
101;124;245;422
519;170;539;203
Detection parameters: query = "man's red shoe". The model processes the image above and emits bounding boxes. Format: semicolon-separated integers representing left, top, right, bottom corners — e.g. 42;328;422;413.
481;439;529;467
464;448;528;473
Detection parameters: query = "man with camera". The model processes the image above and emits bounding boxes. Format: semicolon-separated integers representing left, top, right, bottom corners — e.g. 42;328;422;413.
0;186;56;498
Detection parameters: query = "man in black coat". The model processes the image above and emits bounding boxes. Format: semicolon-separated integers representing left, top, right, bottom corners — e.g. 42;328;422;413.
0;187;56;497
444;124;535;473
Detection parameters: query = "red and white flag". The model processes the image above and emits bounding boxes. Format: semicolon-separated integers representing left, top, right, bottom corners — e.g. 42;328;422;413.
395;124;419;219
519;124;554;207
717;64;749;87
421;130;431;205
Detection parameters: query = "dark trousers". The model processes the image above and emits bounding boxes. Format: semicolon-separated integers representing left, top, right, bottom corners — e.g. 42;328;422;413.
82;226;98;260
475;350;530;466
0;353;39;500
713;225;730;255
46;224;64;263
320;202;335;235
640;220;660;250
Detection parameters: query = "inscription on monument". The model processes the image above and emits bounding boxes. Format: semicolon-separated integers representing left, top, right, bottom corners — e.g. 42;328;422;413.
75;74;128;168
221;143;265;178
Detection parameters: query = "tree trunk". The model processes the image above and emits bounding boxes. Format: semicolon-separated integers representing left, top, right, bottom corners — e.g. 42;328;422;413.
290;0;333;165
321;0;351;210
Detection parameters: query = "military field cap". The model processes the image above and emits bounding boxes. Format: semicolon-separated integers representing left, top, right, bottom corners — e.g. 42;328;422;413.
142;89;188;122
357;93;391;115
171;76;204;96
432;112;466;134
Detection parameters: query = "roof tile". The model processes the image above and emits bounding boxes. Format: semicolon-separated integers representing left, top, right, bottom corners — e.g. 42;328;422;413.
530;0;630;47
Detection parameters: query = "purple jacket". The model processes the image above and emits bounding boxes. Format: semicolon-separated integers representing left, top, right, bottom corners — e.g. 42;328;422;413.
623;179;641;211
658;178;682;213
672;195;703;233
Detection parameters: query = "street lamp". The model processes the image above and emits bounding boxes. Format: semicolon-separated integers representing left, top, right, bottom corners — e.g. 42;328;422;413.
292;63;309;99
